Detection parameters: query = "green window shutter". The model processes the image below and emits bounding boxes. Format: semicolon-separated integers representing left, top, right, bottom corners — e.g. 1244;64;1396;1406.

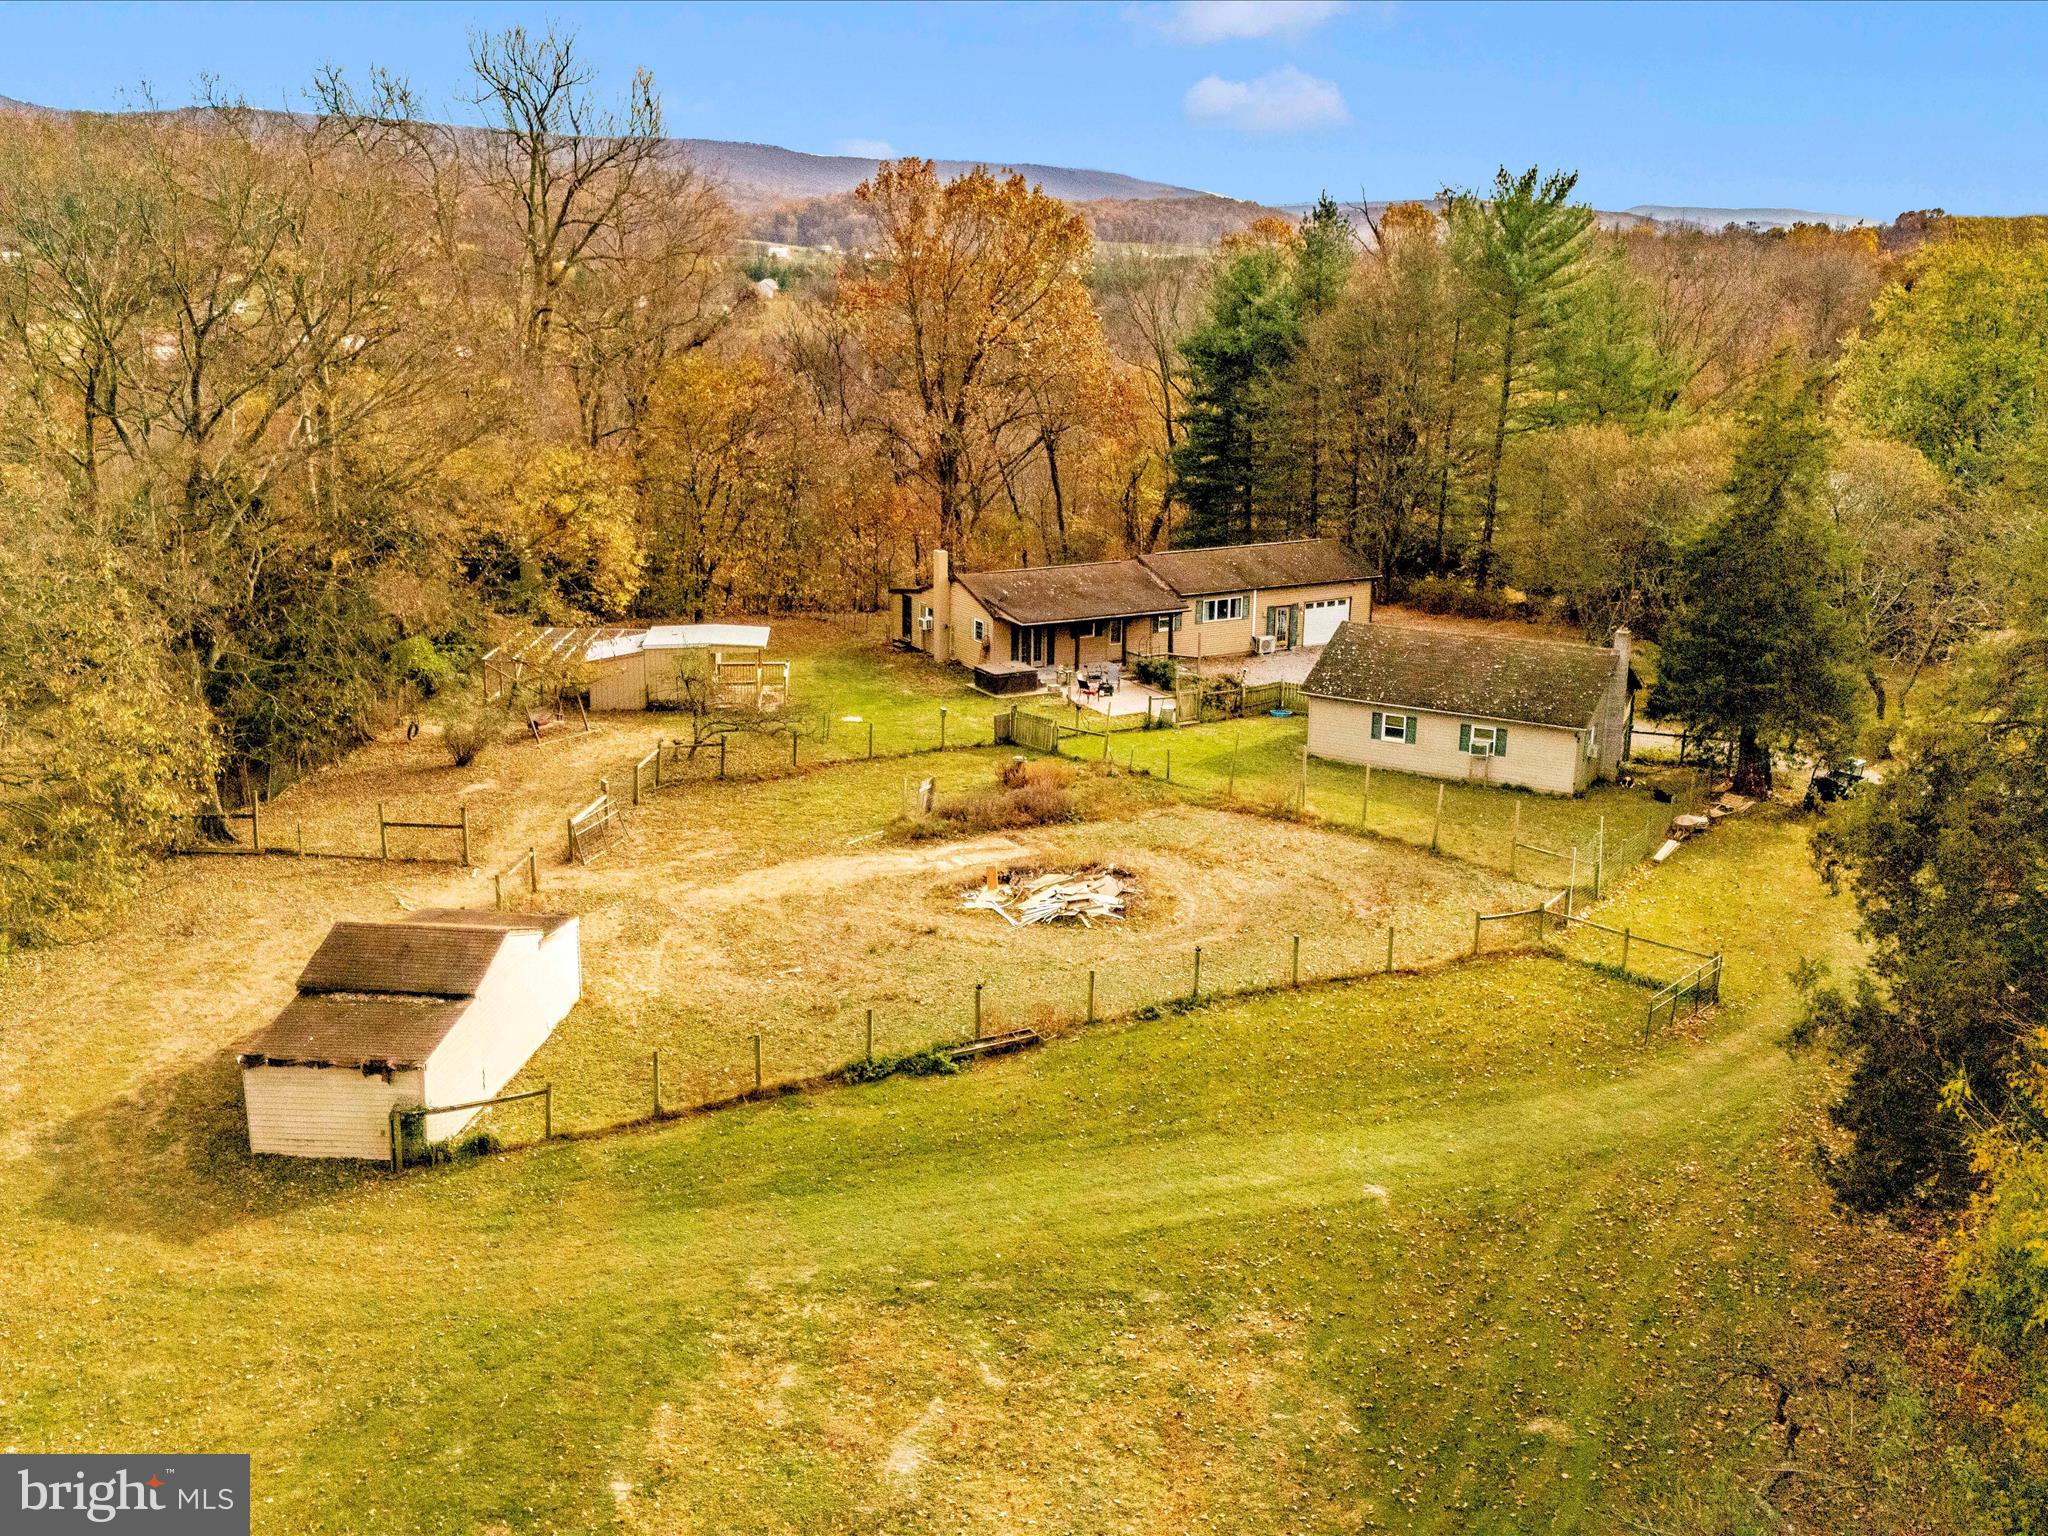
1494;727;1507;758
1371;710;1383;739
1459;722;1472;753
1404;715;1417;745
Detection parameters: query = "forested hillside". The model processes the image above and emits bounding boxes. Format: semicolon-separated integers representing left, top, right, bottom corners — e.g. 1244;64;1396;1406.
0;27;2039;950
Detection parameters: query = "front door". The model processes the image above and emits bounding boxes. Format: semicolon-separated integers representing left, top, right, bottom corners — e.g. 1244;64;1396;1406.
1266;604;1299;649
900;593;913;641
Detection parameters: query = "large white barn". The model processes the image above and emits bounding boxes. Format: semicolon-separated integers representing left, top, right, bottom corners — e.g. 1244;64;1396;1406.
238;909;581;1160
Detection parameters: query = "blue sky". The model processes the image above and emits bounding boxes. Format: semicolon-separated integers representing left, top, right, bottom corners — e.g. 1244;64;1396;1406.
4;1;2043;216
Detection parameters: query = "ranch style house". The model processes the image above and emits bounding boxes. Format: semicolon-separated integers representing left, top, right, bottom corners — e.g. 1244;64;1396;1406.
892;538;1378;685
1304;622;1636;796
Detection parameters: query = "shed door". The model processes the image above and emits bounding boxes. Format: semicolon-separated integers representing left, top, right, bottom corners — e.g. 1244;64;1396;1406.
1304;598;1350;646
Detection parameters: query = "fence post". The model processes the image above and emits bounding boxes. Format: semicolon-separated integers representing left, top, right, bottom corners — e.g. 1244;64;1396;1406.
1086;968;1096;1023
1621;927;1632;976
1386;925;1395;973
718;738;727;779
655;742;664;789
389;1106;402;1173
1291;934;1301;987
1568;846;1579;917
566;815;577;862
494;872;504;909
974;981;984;1039
1191;945;1202;1001
791;730;799;768
1472;909;1482;955
652;1049;662;1117
1596;816;1606;899
251;795;262;854
1510;801;1521;876
752;1034;763;1092
1361;763;1372;831
865;1008;875;1064
1431;784;1445;854
1165;748;1172;784
527;848;538;893
1298;743;1309;813
543;1084;553;1139
940;707;948;751
379;802;389;862
867;722;875;759
460;803;472;866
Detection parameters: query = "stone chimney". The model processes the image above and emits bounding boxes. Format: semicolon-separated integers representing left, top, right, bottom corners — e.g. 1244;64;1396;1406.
1611;624;1632;678
931;547;953;665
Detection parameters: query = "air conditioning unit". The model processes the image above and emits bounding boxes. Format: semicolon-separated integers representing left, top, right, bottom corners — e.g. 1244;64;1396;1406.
918;612;933;632
1255;634;1277;656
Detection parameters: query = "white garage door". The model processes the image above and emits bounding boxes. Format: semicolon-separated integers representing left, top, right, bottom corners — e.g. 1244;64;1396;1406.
1303;598;1350;646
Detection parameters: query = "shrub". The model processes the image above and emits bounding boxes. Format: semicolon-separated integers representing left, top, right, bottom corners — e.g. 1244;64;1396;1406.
844;1045;960;1085
389;634;459;696
1402;575;1526;622
909;759;1081;836
434;690;502;768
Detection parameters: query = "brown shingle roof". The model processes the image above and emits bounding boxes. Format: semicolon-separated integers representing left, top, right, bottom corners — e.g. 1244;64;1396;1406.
1304;622;1621;729
296;921;510;999
1139;538;1376;597
402;908;576;937
956;558;1183;626
238;994;472;1070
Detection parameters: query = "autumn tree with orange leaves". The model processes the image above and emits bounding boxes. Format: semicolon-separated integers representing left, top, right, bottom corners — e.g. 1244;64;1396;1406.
842;159;1098;558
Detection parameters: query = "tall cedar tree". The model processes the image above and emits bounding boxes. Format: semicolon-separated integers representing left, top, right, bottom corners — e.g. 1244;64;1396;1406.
1796;612;2048;1213
1651;370;1863;795
1173;196;1350;546
1448;167;1594;586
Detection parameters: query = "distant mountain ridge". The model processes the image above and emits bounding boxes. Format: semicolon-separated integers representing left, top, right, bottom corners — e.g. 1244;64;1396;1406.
1625;204;1876;231
0;93;1892;238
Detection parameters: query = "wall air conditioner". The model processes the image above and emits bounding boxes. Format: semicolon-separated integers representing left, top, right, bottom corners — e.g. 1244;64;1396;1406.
1256;634;1277;656
918;613;934;632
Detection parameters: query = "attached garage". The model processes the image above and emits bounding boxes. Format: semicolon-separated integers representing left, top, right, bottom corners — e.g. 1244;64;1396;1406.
1302;597;1351;646
238;909;581;1159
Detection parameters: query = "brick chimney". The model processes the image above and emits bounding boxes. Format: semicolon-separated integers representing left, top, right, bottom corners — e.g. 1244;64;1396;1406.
931;547;953;665
1611;624;1632;678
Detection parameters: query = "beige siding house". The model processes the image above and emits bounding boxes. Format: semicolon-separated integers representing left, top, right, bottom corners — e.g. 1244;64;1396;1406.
892;539;1377;688
1304;623;1635;796
238;909;581;1159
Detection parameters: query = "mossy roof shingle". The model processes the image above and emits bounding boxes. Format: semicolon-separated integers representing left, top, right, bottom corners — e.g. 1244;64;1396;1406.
1138;538;1376;596
1304;622;1622;729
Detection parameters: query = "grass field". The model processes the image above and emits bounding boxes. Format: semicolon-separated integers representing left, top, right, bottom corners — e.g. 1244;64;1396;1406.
0;804;1964;1532
0;620;1974;1531
1054;709;1700;879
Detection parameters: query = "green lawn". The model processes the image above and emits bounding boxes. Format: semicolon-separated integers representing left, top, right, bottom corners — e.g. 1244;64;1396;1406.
0;804;1967;1533
1054;710;1701;882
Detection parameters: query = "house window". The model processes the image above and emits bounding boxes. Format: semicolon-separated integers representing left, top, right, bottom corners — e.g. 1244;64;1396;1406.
1374;711;1414;744
1079;620;1100;638
1109;619;1124;643
1198;595;1246;624
1460;724;1509;757
972;618;987;642
1155;613;1183;634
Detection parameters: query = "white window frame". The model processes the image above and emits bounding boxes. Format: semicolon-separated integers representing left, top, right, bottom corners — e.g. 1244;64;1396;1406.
1467;725;1502;757
972;618;986;642
1377;712;1410;743
1199;594;1246;624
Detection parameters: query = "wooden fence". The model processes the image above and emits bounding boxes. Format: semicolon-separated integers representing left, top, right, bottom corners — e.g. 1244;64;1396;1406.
378;802;472;865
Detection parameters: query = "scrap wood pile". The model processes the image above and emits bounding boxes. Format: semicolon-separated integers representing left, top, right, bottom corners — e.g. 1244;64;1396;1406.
962;867;1128;927
1652;792;1754;864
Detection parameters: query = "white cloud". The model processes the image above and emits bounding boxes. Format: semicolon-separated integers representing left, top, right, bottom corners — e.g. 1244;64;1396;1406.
1152;1;1348;43
1184;66;1349;132
834;137;895;159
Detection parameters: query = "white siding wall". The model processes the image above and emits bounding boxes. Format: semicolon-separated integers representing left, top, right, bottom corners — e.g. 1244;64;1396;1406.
1306;698;1590;795
586;652;648;712
243;1064;426;1161
421;921;582;1141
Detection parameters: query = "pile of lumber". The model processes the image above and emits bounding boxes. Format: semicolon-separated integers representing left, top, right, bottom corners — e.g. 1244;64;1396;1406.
962;869;1127;927
1652;793;1755;863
